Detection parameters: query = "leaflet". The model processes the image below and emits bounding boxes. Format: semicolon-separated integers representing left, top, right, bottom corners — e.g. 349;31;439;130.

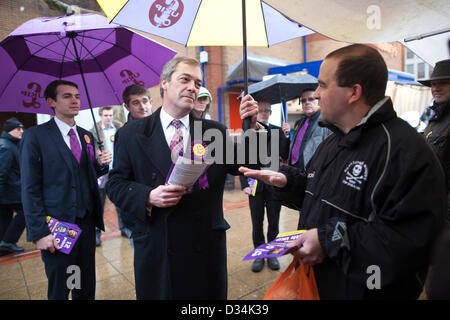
247;178;258;196
166;156;209;191
242;230;307;261
46;216;82;254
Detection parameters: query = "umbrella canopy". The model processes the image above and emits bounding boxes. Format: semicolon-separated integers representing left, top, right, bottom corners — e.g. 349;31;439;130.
97;0;314;47
96;0;314;129
264;0;450;66
247;74;318;105
0;13;177;115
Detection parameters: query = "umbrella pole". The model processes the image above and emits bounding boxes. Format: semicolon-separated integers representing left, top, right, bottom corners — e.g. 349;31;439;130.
242;0;251;131
69;33;104;151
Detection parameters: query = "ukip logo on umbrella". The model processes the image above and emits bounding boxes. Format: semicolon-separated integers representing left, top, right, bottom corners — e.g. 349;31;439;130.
120;69;144;86
21;82;44;109
149;0;184;28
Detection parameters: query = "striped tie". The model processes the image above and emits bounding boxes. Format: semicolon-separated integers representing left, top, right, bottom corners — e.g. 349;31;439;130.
169;119;184;161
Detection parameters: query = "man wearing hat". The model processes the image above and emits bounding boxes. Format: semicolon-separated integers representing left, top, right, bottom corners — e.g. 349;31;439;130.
0;117;26;253
193;86;212;119
419;58;450;223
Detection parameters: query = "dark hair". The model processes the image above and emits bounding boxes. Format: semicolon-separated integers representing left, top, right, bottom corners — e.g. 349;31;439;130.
122;84;150;106
326;44;388;106
44;80;78;101
301;87;317;95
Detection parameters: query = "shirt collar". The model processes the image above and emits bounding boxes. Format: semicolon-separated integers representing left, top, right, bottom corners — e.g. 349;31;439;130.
101;123;115;130
54;116;77;136
160;107;190;130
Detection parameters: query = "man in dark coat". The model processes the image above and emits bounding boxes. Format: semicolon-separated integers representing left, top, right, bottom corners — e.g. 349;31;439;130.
240;44;446;299
20;80;111;300
106;57;260;299
418;58;450;298
0;117;26;253
418;58;450;223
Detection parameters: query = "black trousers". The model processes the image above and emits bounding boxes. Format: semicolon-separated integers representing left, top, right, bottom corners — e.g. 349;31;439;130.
0;204;25;244
248;183;281;248
41;212;96;300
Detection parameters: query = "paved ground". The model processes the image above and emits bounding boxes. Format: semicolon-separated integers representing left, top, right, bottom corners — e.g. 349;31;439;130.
0;182;300;300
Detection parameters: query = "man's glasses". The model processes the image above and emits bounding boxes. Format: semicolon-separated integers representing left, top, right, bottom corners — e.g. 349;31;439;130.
300;97;316;104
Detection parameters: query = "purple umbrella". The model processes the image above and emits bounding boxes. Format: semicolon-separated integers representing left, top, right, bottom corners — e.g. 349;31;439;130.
0;13;176;143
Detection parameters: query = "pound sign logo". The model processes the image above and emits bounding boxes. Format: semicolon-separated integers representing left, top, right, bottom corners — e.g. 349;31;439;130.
149;0;184;28
21;82;43;109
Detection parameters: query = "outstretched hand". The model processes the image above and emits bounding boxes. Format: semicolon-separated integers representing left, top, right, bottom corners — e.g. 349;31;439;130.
239;166;287;188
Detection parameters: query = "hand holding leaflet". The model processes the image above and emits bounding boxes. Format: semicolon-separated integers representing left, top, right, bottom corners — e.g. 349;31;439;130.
46;216;82;254
166;155;209;191
243;230;306;261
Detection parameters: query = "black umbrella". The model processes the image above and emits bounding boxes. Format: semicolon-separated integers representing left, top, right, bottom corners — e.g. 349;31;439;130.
248;74;318;105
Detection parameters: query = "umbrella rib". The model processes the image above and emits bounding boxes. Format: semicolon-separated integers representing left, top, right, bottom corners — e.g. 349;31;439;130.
78;29;116;60
0;35;73;98
59;36;72;79
23;35;73;60
185;0;203;47
76;32;163;80
259;1;270;47
72;35;122;105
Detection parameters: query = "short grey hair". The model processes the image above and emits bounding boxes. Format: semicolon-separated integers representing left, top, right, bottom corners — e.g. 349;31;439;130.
160;56;201;98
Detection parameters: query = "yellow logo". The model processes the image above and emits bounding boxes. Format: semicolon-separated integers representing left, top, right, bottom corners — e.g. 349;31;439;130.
84;134;91;144
110;135;115;142
193;143;205;157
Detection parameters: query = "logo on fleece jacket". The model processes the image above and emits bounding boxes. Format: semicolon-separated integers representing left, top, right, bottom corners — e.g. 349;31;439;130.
342;161;368;191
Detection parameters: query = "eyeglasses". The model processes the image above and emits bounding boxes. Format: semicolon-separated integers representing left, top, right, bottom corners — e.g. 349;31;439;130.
300;97;316;104
258;109;271;113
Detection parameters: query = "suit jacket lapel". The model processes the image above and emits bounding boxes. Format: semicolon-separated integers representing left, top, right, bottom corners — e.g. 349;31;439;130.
45;118;74;173
136;108;173;178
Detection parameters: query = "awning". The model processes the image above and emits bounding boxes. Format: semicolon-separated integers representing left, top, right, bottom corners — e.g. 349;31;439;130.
227;53;293;83
264;0;450;66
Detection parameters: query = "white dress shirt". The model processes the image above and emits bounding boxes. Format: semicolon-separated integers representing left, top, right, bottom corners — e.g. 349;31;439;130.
159;107;190;153
101;123;117;169
54;116;81;149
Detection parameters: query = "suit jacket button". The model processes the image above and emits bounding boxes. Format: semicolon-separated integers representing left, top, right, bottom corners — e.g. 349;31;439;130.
167;248;174;256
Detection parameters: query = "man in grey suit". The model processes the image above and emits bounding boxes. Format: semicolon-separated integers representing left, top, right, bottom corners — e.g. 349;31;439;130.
288;88;331;170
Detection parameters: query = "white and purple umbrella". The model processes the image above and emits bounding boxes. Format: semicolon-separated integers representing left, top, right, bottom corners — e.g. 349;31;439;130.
0;13;177;116
96;0;315;129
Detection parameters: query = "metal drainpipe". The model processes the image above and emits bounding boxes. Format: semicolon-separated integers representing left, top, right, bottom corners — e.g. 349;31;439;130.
200;46;205;86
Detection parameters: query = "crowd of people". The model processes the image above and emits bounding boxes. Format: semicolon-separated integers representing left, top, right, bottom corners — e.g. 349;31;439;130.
0;45;448;300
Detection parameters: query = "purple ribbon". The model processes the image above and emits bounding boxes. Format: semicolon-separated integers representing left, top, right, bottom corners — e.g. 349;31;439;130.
198;172;209;190
86;142;95;163
191;140;209;190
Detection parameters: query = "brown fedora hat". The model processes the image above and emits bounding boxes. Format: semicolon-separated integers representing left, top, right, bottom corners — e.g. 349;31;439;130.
418;59;450;87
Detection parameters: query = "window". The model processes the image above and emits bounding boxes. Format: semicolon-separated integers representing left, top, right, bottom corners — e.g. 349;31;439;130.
406;64;414;75
418;63;425;79
406;48;414;59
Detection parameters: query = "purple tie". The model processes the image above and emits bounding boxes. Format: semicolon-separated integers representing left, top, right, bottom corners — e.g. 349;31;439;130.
68;128;81;163
291;117;310;165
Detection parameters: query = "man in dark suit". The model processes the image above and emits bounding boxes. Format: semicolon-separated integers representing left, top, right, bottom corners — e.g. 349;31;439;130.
106;56;260;300
240;100;289;272
20;80;112;300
